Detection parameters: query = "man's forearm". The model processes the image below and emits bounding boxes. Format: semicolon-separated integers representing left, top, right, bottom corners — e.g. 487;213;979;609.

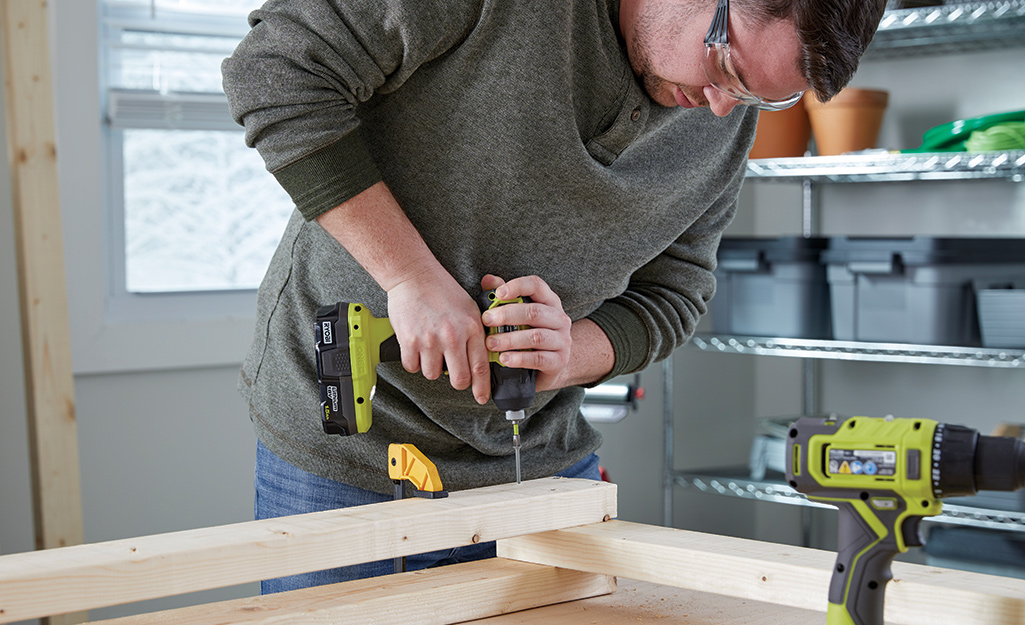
314;181;448;291
563;318;615;388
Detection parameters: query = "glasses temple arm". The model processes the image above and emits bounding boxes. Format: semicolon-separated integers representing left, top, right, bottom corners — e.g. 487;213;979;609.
704;0;729;46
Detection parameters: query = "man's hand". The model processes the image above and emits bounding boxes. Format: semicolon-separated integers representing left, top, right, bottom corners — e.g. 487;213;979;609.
479;274;574;392
387;270;492;405
316;182;491;404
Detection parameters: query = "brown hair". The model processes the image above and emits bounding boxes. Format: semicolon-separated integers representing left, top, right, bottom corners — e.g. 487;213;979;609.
734;0;888;101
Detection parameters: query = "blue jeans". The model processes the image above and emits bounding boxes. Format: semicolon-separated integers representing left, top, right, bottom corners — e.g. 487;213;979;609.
254;440;601;594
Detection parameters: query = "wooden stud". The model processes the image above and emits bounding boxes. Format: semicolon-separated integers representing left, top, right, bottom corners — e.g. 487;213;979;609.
1;2;85;623
498;520;1025;625
2;0;84;548
87;559;616;625
0;477;616;623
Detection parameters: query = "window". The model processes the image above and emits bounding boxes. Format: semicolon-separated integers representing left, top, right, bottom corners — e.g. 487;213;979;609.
102;0;293;293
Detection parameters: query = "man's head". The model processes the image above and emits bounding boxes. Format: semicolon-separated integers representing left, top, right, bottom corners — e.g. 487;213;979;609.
619;0;887;116
741;0;887;102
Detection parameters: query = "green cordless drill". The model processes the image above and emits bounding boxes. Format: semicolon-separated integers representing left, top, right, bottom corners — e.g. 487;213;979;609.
314;293;537;481
786;415;1025;625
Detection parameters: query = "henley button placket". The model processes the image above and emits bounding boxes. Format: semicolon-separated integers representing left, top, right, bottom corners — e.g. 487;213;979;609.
585;95;651;166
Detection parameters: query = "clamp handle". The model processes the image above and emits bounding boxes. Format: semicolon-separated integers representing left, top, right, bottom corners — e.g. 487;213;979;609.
388;443;447;498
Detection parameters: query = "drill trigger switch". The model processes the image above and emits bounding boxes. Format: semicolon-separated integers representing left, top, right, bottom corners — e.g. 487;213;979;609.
901;515;925;548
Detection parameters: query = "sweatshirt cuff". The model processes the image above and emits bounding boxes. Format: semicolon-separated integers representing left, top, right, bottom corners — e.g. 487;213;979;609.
272;132;383;221
585;300;649;386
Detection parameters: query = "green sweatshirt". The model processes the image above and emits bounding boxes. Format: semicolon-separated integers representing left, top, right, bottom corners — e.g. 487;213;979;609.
222;0;757;494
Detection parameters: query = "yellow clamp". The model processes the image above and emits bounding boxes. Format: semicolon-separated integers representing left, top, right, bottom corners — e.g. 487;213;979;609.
388;443;447;498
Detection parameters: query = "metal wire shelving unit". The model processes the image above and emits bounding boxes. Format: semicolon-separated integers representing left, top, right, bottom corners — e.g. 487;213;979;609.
662;4;1025;543
690;334;1025;368
867;0;1025;58
674;467;1025;533
746;150;1025;183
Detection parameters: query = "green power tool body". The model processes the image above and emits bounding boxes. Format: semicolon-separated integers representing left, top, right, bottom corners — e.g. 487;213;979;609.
786;415;1025;625
314;293;537;475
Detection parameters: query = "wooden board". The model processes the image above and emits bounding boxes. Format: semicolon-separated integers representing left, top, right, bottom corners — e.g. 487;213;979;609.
0;477;616;623
471;578;825;625
498;520;1025;625
87;559;616;625
2;0;84;552
2;3;85;623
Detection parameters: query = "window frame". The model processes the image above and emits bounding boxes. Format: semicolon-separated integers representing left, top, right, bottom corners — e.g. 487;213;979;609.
58;0;267;374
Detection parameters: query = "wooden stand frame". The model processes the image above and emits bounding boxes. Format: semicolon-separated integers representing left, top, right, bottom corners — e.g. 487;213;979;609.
0;478;617;624
2;3;85;622
2;478;1023;625
2;0;84;555
500;520;1025;625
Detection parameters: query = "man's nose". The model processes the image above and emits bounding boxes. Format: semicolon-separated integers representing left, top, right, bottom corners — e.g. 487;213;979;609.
704;87;740;117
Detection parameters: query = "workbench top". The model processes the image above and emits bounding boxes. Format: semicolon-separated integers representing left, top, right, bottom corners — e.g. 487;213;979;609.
472;579;821;624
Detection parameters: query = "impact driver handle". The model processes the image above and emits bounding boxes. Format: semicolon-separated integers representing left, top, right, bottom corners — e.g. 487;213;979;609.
315;295;538;438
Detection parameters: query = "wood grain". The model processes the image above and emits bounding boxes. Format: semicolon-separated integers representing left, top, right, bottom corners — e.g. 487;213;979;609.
87;559;616;625
498;520;1025;625
0;478;616;623
1;2;85;623
472;579;824;625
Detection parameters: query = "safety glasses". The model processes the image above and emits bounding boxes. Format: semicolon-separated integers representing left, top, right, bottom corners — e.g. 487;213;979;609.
702;0;804;111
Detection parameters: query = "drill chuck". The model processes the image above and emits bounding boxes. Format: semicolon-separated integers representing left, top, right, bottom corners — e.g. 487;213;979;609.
975;433;1025;491
932;423;1025;497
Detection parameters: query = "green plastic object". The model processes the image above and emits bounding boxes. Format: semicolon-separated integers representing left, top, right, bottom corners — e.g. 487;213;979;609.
964;122;1025;152
901;109;1025;153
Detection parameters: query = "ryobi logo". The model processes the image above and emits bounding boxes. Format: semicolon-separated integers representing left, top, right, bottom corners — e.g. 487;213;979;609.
322;321;334;345
326;384;339;412
355;345;367;375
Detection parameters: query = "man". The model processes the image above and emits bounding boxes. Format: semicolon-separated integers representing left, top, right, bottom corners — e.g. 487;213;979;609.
222;0;885;591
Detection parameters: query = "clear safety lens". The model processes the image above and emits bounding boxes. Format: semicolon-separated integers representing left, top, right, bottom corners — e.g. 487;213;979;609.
703;43;803;111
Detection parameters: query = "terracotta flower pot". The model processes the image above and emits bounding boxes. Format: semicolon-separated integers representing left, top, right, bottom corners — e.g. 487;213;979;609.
749;98;811;159
805;88;889;156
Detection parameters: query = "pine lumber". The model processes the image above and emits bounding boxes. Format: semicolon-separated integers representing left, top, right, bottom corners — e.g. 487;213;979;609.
476;579;826;624
2;3;85;623
0;477;616;623
498;520;1025;625
87;559;616;625
2;0;84;548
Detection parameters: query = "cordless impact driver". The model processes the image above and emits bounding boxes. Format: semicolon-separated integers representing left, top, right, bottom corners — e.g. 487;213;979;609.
786;415;1025;625
314;294;536;480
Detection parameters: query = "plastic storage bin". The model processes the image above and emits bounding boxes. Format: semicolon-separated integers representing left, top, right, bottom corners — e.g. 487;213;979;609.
712;237;831;339
822;237;1025;346
976;279;1025;348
